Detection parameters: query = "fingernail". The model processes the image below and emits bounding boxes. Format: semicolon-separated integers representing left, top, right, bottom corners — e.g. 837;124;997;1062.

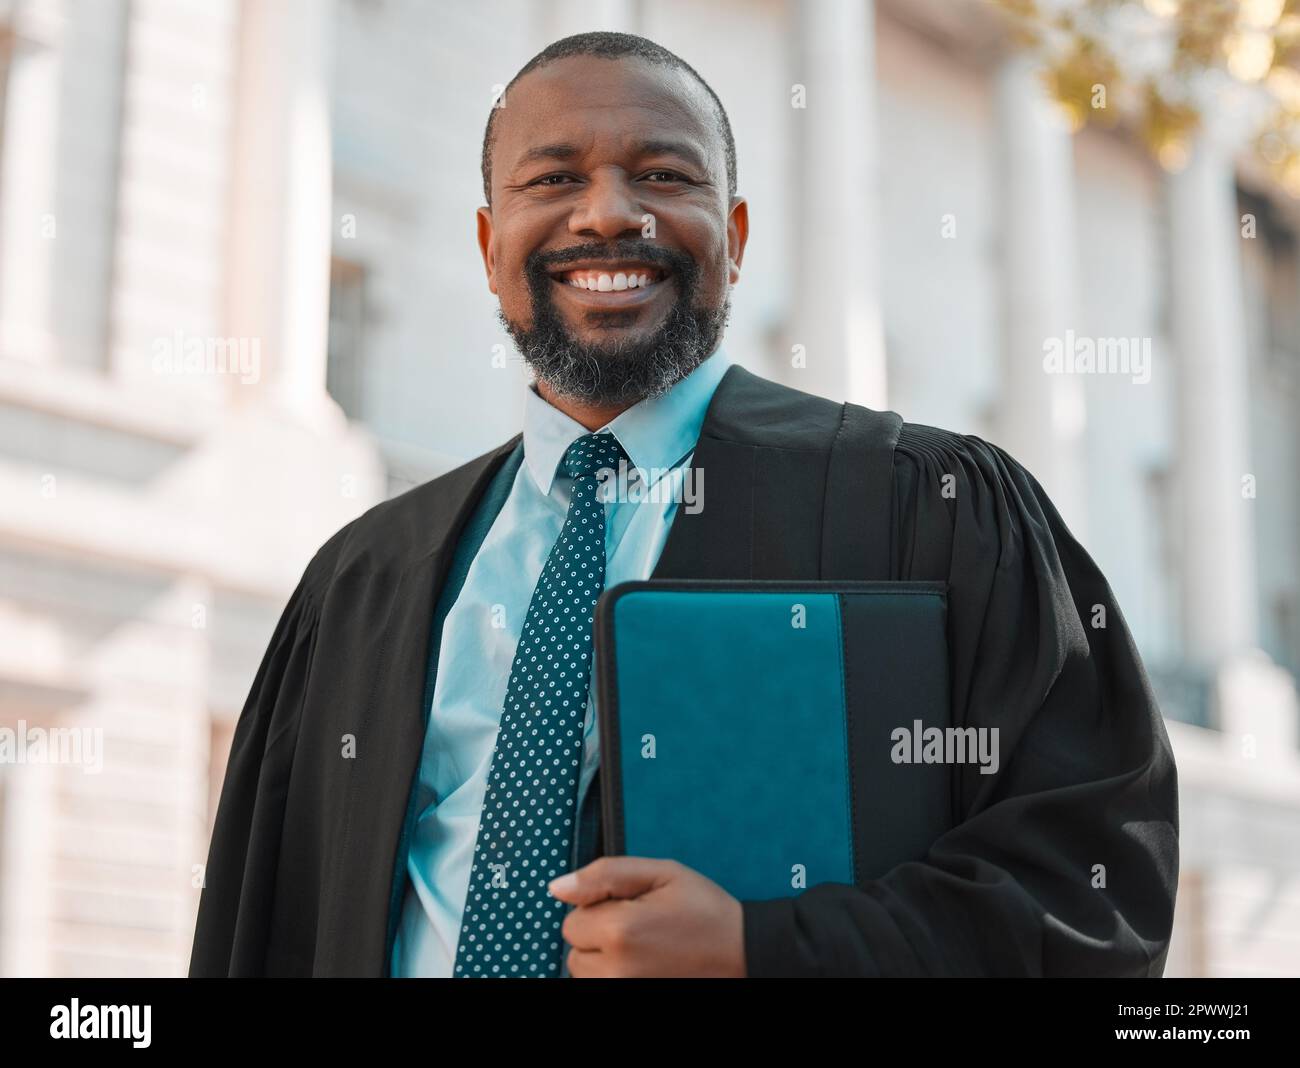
549;873;577;895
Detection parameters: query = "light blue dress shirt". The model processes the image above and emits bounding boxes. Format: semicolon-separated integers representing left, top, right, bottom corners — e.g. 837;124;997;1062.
391;347;733;977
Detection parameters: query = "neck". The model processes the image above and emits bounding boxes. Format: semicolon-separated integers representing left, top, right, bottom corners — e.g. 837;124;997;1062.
535;379;633;431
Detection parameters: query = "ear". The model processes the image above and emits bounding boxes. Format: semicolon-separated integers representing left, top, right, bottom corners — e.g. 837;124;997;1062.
476;206;497;294
726;196;749;284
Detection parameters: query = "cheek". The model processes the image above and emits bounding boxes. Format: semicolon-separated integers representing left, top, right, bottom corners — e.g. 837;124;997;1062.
494;258;532;309
695;248;731;300
689;229;732;289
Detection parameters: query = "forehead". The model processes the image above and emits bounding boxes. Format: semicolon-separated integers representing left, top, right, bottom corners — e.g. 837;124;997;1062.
494;54;721;176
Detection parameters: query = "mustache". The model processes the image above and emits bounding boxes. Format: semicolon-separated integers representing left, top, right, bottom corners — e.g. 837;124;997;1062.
527;241;694;275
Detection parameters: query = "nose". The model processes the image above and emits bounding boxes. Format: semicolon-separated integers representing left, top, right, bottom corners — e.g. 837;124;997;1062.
567;169;646;241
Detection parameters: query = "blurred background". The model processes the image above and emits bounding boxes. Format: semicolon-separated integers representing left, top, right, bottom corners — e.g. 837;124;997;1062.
0;0;1297;977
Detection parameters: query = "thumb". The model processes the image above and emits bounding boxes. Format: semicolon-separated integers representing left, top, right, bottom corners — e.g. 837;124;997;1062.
547;855;676;906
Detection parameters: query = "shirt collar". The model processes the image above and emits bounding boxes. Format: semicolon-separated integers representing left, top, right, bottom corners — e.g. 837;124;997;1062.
523;345;733;496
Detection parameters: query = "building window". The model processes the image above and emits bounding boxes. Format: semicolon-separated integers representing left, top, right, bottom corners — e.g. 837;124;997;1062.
1274;591;1298;678
326;257;366;421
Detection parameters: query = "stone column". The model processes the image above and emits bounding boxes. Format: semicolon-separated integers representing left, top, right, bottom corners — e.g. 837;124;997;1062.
788;0;886;407
0;758;55;975
161;0;385;590
225;0;336;426
1167;131;1258;664
0;0;64;364
994;53;1087;535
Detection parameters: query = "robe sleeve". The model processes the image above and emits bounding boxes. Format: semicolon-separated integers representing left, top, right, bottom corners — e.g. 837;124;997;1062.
188;561;326;977
741;426;1180;976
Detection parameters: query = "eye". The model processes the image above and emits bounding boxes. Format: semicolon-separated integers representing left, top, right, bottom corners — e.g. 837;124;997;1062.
530;174;578;187
642;170;689;183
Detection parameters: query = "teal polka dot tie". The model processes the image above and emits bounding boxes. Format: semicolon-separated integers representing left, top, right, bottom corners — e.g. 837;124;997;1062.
454;432;627;977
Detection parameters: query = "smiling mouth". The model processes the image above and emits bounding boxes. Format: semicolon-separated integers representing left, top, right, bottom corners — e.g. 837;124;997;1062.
546;263;672;293
551;263;670;288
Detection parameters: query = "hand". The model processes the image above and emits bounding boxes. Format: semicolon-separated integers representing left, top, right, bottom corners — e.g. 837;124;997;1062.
547;856;746;977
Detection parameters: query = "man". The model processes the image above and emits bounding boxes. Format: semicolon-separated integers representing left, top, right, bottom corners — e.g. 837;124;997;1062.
189;31;1178;978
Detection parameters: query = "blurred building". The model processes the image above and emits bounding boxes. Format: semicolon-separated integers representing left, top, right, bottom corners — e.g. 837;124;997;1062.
0;0;1296;976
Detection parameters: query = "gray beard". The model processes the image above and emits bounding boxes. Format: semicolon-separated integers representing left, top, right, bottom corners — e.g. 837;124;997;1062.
501;281;731;408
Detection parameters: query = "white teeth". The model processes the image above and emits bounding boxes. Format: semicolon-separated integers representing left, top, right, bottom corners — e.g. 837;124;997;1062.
563;269;662;289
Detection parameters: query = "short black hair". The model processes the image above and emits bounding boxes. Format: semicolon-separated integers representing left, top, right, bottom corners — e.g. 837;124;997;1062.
481;31;737;206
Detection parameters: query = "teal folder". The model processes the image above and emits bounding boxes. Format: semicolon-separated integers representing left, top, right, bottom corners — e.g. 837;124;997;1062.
594;579;952;900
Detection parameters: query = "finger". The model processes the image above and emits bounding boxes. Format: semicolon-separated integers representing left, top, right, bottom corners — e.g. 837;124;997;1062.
561;896;628;950
566;946;611;979
548;855;677;905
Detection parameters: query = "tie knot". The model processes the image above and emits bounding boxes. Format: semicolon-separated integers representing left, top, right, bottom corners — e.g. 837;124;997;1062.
560;432;626;481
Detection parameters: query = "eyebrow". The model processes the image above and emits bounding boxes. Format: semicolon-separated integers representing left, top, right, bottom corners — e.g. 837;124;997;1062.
515;138;709;173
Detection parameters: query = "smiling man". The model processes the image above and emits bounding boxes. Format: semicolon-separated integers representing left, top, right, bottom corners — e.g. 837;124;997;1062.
190;32;1178;979
481;37;740;419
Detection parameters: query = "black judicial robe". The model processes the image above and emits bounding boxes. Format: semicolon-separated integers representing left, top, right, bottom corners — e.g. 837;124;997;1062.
188;364;1179;977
